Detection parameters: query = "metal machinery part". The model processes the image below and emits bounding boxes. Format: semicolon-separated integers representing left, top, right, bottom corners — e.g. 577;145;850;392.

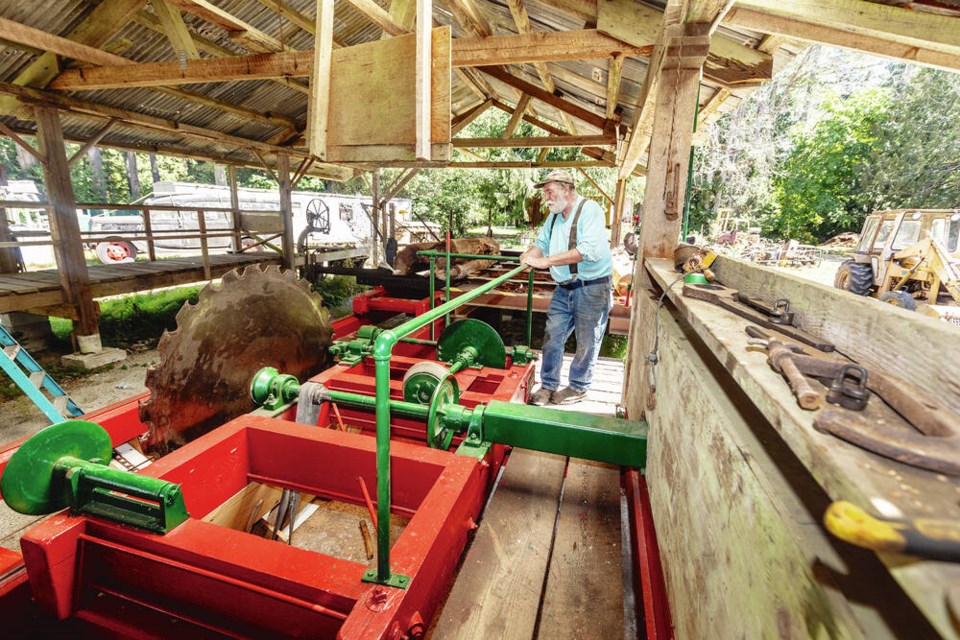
436;319;506;369
403;361;458;405
296;198;331;253
1;420;188;533
140;265;333;452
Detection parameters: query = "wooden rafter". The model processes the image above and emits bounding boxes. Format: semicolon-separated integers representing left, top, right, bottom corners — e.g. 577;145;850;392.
453;30;650;67
451;98;492;135
577;167;614;205
0;120;43;164
0;81;351;180
605;53;624;120
168;0;290;52
453;134;615;148
48;30;647;91
447;0;493;38
152;0;201;61
67;119;119;166
306;0;335;160
451;159;614;168
478;66;615;133
726;0;960;72
416;0;433;160
342;0;409;36
501;94;532;139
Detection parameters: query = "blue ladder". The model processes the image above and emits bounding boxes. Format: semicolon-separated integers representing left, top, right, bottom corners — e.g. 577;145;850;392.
0;324;83;424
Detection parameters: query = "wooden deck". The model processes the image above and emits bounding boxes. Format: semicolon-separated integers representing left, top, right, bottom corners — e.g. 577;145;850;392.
430;354;630;638
0;253;281;314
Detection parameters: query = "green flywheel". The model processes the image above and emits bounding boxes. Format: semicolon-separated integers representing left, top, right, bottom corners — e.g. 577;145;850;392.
1;420;112;515
436;319;507;369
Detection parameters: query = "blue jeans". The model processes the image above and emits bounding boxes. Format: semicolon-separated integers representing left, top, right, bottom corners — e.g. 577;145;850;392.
540;283;612;392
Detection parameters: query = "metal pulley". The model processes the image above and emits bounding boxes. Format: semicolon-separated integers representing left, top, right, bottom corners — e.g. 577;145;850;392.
403;362;458;404
436;319;507;369
1;420;189;533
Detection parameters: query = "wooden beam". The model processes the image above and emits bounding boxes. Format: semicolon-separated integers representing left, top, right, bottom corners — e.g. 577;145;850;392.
0;0;143;116
381;168;420;204
578;168;614;205
609;176;627;246
450;98;492;135
454;134;615;148
152;0;201;61
448;0;493;38
277;153;295;269
169;0;289;52
416;0;433;160
478;66;614;133
67;118;118;166
0;17;136;67
35;107;100;338
450;159;614;168
726;0;960;72
502;94;531;139
306;0;335;160
342;0;409;36
0;81;351;180
0;120;44;164
605;53;624;120
132;9;232;57
452;30;651;67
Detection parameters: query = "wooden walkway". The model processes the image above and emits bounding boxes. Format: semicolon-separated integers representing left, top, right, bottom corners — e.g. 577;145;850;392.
430;354;631;638
0;253;281;314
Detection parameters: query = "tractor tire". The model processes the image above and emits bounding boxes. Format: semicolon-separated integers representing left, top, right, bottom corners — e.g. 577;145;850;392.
879;290;917;311
834;260;873;296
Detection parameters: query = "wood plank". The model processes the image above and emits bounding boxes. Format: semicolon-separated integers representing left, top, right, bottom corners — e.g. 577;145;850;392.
202;482;282;530
306;0;335;160
538;460;623;638
597;0;661;49
169;0;288;53
647;257;960;638
640;280;938;638
726;3;960;72
452;29;651;67
501;94;531;139
605;54;624;120
327;28;451;159
432;449;566;637
342;0;409;36
454;134;614;148
152;0;201;61
450;99;492;135
415;0;433;160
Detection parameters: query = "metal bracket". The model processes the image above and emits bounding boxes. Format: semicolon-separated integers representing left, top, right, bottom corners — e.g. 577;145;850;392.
361;569;412;589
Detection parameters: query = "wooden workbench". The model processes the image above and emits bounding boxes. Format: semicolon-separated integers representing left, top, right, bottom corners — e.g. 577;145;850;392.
643;256;957;639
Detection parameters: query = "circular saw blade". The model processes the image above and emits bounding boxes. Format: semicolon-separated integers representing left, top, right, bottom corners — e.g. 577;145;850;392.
140;264;333;452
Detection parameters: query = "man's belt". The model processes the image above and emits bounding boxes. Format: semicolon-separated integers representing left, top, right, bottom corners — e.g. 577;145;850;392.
558;275;611;290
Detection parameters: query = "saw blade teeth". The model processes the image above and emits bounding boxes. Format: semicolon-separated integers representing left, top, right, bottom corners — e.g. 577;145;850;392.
221;269;240;285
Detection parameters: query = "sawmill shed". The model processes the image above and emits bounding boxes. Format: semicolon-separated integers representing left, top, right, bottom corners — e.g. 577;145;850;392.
0;0;958;638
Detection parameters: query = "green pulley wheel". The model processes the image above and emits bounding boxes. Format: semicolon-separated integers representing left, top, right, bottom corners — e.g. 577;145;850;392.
426;375;459;450
1;420;111;516
437;319;507;369
403;361;457;404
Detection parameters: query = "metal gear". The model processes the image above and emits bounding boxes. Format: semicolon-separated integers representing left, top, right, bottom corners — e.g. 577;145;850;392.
139;264;333;452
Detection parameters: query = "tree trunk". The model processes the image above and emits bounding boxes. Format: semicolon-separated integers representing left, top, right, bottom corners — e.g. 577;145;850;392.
126;151;140;200
149;153;160;184
214;164;227;186
87;147;108;204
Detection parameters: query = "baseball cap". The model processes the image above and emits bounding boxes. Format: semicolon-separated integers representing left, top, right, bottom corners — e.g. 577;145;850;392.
534;169;576;189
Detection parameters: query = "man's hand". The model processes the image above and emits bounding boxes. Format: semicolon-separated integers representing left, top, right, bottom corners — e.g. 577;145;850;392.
519;246;542;263
522;255;551;270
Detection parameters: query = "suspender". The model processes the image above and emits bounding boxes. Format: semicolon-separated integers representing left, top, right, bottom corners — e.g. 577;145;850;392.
547;199;587;276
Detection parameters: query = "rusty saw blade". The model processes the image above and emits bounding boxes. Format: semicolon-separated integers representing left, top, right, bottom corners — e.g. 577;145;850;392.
140;264;333;452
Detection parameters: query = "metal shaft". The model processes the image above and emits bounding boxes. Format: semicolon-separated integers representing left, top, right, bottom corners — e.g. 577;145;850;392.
370;263;530;584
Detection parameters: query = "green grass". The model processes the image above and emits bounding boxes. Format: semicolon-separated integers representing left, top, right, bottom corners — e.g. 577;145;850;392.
51;285;203;349
311;275;369;318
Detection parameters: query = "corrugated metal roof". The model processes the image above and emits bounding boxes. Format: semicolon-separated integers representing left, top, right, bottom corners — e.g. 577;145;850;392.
0;0;806;174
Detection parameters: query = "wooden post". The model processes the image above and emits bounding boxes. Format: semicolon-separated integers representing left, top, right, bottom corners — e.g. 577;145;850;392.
143;208;157;261
34;106;101;348
277;153;295;270
622;26;708;420
610;178;628;248
197;209;210;280
227;165;241;253
370;169;381;267
415;0;432;160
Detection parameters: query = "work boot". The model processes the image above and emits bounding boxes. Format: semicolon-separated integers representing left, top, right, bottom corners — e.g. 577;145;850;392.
551;386;587;405
529;387;554;406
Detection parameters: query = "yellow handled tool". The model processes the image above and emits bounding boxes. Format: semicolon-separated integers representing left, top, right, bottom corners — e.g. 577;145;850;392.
825;501;960;562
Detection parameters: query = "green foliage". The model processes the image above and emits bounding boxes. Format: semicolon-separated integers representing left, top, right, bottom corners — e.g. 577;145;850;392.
51;286;202;349
311;275;368;314
770;90;888;242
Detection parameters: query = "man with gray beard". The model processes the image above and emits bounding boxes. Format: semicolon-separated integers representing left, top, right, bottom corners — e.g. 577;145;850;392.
520;170;613;406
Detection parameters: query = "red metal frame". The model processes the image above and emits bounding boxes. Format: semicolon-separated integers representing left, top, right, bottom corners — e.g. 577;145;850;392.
18;416;493;639
625;469;674;640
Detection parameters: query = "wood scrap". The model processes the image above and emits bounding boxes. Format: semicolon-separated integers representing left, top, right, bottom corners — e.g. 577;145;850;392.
393;237;500;276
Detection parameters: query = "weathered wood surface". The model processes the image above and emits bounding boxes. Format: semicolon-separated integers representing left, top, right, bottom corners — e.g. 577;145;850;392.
393;237;499;276
647;257;959;639
431;449;566;638
327;28;451;157
534;355;624;417
538;460;623;638
0;253;280;315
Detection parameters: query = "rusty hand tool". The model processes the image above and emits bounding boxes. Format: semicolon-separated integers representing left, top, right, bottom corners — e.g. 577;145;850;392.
737;294;795;326
826;364;869;411
287;492;301;545
272;489;291;541
825;500;960;562
359;519;375;561
683;282;835;351
243;498;264;534
747;333;820;410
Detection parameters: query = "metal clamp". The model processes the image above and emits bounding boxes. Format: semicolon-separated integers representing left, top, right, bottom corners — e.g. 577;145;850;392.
826;364;870;411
